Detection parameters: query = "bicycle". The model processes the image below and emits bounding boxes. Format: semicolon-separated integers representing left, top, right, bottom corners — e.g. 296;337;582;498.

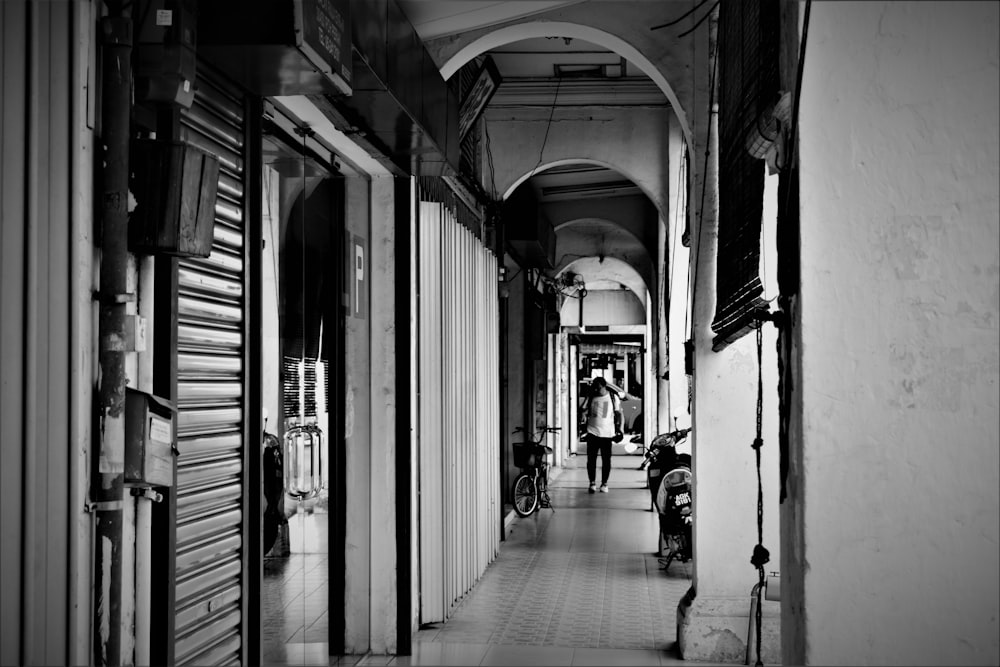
511;426;559;517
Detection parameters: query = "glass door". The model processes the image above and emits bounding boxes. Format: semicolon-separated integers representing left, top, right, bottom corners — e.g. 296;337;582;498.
259;114;345;664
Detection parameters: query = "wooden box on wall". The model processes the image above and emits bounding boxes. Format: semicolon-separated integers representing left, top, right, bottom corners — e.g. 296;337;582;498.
129;138;220;258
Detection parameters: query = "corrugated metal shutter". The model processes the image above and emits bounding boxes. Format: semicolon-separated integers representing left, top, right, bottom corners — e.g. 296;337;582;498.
173;71;247;667
417;191;500;624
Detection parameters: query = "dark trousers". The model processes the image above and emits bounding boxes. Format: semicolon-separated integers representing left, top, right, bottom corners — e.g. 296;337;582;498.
586;436;613;485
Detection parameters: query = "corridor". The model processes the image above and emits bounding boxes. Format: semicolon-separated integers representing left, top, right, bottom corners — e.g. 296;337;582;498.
390;455;696;666
264;454;715;666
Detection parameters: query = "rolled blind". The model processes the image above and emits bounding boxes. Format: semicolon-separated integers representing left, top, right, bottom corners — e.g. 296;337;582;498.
712;0;780;348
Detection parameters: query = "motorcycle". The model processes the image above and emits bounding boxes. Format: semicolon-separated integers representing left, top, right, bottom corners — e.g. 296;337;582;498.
643;427;693;570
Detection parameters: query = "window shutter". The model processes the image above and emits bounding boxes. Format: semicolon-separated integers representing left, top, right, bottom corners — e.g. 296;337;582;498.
712;0;780;348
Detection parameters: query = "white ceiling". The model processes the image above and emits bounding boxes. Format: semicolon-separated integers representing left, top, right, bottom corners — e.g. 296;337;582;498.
397;0;665;295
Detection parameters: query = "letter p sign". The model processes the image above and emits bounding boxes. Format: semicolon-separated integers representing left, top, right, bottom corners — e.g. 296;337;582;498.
351;234;366;319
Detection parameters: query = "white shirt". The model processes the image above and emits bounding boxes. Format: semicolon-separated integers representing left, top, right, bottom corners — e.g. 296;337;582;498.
585;393;618;438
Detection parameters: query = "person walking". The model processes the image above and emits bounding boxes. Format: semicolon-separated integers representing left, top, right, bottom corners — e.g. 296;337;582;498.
581;376;623;493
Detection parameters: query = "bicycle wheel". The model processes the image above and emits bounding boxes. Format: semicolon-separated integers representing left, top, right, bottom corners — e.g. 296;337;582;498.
512;473;538;516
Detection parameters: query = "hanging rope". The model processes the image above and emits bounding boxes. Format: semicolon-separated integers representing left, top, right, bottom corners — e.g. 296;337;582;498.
750;322;770;666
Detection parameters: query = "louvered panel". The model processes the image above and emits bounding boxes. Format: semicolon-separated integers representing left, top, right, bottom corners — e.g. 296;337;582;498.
177;433;241;459
182;95;245;157
214;196;243;227
179;295;242;324
176;482;243;517
176;557;240;607
176;463;241;502
176;531;242;573
176;525;240;569
176;605;241;667
217;172;244;201
180;121;243;177
178;380;242;402
173;69;246;666
179;267;242;301
177;406;242;433
184;244;243;276
176;502;242;540
178;625;241;667
176;582;241;632
213;221;244;251
178;325;242;351
176;353;242;378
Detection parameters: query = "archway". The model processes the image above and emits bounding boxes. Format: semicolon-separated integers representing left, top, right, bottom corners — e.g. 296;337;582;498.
438;21;692;149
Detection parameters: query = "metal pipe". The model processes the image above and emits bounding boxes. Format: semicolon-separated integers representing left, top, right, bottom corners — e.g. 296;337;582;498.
134;496;152;666
93;8;132;667
135;253;155;667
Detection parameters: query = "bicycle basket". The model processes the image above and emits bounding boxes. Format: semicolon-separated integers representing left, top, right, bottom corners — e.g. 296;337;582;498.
513;442;544;468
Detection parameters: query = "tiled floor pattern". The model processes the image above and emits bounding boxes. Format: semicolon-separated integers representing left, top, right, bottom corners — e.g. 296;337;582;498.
263;512;331;662
264;454;711;666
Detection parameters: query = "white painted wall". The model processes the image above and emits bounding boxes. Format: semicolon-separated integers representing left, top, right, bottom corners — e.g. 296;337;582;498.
689;167;781;602
666;116;690;433
679;74;781;662
789;2;1000;664
559;289;645;327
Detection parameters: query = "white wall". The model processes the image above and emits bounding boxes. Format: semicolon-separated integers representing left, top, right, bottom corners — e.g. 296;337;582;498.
559;289;646;327
789;2;1000;664
666;116;691;432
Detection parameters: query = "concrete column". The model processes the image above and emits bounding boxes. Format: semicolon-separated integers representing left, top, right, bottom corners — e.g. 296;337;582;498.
343;177;372;652
368;176;398;653
676;61;782;663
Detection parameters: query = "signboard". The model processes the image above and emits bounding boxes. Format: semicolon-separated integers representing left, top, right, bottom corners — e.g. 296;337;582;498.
458;56;501;140
348;233;367;319
296;0;353;95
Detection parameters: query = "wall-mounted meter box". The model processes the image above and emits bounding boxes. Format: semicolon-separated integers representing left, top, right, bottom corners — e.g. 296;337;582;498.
125;388;176;488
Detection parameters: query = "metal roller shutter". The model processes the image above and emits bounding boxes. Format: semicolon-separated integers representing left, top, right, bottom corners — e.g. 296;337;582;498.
173;71;247;667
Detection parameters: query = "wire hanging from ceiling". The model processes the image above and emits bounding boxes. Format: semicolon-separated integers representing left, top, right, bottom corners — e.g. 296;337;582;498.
650;0;719;38
483;117;498;201
532;76;563;175
650;0;710;30
677;1;719;39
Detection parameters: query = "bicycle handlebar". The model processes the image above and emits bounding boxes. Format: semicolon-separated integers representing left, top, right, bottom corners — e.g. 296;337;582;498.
513;426;561;434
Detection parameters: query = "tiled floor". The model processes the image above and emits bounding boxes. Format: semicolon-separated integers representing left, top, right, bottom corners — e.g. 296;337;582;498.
264;454;714;666
263;512;331;660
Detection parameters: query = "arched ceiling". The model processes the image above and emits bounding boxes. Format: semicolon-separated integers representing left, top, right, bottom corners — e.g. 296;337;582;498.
559;256;647;300
396;1;708;323
508;161;659;301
